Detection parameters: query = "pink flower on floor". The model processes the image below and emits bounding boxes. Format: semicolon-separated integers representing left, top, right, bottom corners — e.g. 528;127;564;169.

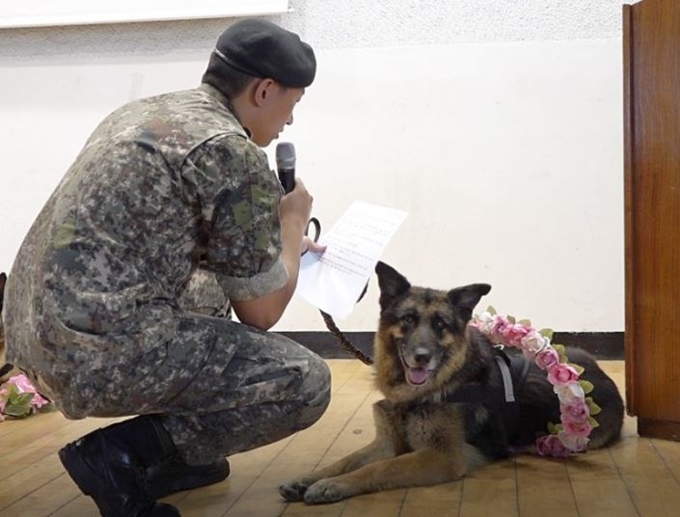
7;374;50;408
0;373;51;420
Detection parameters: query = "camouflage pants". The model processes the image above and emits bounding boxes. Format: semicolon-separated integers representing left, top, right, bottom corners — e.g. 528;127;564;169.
29;311;331;466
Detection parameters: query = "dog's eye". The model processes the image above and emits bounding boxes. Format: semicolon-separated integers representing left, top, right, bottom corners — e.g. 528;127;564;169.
402;314;416;326
433;316;447;330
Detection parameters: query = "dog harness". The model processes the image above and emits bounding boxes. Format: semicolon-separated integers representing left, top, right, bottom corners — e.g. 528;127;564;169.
443;349;530;440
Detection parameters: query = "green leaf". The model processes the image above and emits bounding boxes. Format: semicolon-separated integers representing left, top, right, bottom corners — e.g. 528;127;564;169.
569;363;585;375
507;315;516;324
6;383;20;400
4;400;32;417
487;306;497;315
588;416;600;428
579;380;595;394
10;392;34;407
539;328;554;340
585;397;602;415
552;343;566;355
547;422;564;434
519;319;532;327
552;343;569;363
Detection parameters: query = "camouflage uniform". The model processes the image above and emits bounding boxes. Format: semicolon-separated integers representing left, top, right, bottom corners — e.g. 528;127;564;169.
3;84;330;465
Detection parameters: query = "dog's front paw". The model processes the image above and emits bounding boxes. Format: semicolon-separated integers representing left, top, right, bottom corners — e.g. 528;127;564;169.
303;478;352;504
279;477;314;502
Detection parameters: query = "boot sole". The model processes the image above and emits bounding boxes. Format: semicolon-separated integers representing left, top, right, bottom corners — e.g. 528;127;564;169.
148;461;230;500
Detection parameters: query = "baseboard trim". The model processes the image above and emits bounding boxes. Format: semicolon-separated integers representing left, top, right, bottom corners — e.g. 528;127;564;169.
279;331;624;362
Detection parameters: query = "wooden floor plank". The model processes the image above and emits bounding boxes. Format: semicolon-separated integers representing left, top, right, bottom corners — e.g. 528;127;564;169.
609;434;680;517
459;458;518;517
400;481;463;517
238;360;377;517
515;455;579;517
3;360;680;517
566;447;639;517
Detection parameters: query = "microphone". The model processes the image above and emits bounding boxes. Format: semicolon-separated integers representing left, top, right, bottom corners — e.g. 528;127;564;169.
276;142;296;194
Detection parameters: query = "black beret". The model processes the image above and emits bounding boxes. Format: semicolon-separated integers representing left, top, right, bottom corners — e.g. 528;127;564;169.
214;19;316;88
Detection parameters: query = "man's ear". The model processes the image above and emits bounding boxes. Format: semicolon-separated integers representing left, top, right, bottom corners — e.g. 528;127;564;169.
252;78;276;106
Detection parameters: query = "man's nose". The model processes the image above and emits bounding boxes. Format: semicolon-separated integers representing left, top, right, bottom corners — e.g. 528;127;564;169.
286;113;294;126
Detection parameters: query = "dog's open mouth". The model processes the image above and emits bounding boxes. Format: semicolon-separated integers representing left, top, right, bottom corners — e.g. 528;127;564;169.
399;352;434;386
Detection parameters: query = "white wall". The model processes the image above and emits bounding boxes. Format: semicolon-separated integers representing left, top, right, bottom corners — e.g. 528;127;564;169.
0;1;626;332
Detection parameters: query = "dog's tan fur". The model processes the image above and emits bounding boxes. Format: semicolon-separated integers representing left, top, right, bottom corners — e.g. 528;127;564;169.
279;262;624;504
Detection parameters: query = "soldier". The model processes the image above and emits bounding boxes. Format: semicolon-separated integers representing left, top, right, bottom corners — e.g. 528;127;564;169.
2;18;330;517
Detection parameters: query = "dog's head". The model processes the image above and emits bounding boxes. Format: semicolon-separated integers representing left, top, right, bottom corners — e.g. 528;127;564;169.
373;261;491;398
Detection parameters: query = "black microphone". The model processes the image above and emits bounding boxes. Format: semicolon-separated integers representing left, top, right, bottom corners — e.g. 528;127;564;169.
276;142;296;194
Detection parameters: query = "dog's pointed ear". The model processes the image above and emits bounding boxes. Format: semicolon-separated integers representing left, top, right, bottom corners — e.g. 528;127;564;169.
447;283;491;321
375;261;411;310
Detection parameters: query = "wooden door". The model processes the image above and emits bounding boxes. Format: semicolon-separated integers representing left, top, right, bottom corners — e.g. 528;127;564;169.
624;0;680;440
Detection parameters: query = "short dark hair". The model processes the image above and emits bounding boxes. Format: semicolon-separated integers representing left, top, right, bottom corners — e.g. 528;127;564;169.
201;52;258;99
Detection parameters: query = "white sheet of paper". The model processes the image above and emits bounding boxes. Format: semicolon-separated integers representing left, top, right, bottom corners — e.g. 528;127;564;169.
296;200;408;319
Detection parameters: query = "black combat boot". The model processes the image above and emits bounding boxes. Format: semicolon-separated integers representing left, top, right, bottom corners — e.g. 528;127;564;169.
146;454;230;500
58;415;181;517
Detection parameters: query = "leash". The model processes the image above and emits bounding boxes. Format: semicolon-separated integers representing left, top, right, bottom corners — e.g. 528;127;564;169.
305;217;374;366
320;310;373;366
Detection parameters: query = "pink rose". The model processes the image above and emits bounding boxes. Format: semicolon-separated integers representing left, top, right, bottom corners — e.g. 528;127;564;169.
553;382;585;404
558;431;589;452
536;434;571;457
501;324;531;347
535;347;560;370
4;374;50;410
547;363;580;387
562;418;593;438
560;400;590;424
520;331;549;356
9;374;37;393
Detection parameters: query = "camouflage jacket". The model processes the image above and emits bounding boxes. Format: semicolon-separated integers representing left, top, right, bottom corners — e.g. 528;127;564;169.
4;84;288;373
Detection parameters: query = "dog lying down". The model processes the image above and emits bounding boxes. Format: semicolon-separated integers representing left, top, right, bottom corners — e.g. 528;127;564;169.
280;261;624;504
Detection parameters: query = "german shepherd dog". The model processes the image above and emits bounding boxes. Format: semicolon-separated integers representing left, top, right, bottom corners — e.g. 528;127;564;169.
279;262;624;504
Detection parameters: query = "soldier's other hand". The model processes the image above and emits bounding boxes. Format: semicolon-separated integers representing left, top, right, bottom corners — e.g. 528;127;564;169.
300;236;325;256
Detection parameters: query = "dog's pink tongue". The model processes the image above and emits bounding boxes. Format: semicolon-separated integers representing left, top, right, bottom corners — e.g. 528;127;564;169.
407;367;429;385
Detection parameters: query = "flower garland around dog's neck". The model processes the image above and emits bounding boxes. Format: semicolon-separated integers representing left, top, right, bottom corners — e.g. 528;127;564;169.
471;307;600;457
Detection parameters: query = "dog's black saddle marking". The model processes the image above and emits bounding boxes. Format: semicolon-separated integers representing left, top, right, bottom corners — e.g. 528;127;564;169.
444;349;530;440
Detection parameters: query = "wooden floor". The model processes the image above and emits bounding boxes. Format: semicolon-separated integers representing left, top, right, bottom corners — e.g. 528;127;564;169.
1;360;680;516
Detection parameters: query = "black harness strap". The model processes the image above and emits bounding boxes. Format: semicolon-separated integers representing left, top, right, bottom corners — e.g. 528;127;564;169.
443;349;531;441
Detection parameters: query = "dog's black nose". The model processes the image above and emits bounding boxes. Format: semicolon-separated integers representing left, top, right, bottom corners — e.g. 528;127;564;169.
413;351;431;366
